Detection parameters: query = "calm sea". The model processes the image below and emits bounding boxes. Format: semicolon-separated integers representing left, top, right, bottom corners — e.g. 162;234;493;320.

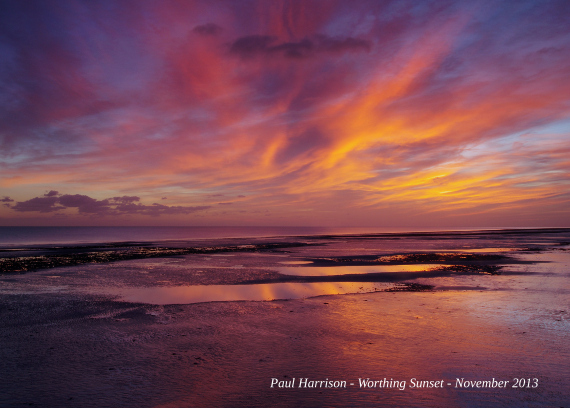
0;226;445;247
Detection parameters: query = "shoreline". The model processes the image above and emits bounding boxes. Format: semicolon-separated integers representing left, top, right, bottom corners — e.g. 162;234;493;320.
1;227;568;275
1;226;569;248
1;228;568;406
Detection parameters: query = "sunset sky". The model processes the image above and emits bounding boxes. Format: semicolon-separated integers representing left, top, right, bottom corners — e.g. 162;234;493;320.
1;0;569;227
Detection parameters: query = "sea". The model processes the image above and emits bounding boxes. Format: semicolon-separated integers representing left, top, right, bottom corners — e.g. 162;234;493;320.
0;225;516;247
1;226;569;407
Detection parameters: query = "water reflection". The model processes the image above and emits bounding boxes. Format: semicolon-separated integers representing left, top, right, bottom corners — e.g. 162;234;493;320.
276;264;440;276
447;247;515;253
101;282;389;304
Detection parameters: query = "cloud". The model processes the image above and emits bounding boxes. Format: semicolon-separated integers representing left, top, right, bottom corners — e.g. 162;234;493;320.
275;127;331;164
229;35;277;58
58;194;111;214
143;203;211;216
1;1;569;226
11;193;210;217
109;196;140;205
229;34;371;59
12;196;61;213
193;23;223;36
1;196;14;202
270;38;314;59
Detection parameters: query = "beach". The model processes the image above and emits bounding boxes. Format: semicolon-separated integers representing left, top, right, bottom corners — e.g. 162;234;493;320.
3;1;570;406
1;228;569;407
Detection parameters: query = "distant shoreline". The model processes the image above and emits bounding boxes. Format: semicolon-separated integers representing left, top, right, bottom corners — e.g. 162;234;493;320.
1;227;567;275
1;225;569;248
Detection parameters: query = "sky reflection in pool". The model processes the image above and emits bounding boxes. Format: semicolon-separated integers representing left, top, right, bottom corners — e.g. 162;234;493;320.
275;264;440;276
101;282;388;304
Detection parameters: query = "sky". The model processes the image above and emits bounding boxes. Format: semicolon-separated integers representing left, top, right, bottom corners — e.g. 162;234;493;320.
0;0;569;227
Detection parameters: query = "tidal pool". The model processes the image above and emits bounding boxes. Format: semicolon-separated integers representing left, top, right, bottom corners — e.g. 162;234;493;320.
275;264;441;276
98;281;389;304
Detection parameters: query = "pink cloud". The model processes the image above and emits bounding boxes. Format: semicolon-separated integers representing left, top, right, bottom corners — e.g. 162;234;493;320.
1;0;569;226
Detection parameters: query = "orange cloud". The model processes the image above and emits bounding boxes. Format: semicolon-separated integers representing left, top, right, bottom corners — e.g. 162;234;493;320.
1;0;569;226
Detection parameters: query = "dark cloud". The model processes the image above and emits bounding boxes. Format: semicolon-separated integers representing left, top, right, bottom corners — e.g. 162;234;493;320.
109;196;140;205
229;35;277;58
1;196;14;202
11;193;210;217
44;190;59;197
193;23;223;36
12;196;61;212
229;34;371;59
144;204;211;216
58;194;111;214
218;202;233;205
271;38;314;59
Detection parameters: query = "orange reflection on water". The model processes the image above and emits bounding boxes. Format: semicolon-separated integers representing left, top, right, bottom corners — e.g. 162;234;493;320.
102;282;388;304
276;264;441;276
292;289;562;407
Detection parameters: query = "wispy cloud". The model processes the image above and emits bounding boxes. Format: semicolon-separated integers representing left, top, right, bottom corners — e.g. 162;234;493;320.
0;0;569;226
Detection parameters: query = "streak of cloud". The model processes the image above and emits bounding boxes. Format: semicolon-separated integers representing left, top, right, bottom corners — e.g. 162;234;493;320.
0;0;569;226
229;34;370;59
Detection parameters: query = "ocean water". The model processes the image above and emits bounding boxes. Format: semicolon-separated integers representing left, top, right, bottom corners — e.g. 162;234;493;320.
0;225;535;247
1;227;569;407
0;226;349;247
2;227;569;304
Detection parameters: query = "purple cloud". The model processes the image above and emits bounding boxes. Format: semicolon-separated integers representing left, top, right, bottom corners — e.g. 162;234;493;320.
12;196;61;212
109;196;140;205
58;194;111;214
229;35;277;58
44;190;59;197
229;34;371;59
270;38;314;59
1;196;14;202
11;193;210;217
145;203;211;216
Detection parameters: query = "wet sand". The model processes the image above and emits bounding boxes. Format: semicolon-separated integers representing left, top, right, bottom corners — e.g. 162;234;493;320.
0;229;569;407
